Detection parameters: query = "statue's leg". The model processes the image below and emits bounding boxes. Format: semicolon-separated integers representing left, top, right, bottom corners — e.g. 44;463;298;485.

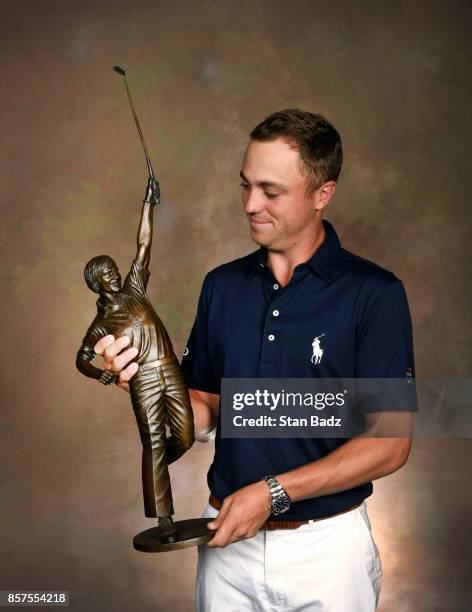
129;367;174;518
161;362;195;465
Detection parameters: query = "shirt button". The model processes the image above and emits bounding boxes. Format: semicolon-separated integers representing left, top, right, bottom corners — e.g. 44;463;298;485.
268;334;275;341
272;310;279;317
273;283;279;290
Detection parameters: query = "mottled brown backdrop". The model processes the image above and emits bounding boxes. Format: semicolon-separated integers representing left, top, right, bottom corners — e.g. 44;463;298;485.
1;1;471;611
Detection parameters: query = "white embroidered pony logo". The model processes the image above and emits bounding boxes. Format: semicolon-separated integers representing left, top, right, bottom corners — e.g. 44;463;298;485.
311;334;325;365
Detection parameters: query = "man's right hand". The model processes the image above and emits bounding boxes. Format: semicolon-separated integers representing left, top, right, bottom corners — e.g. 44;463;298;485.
94;335;139;393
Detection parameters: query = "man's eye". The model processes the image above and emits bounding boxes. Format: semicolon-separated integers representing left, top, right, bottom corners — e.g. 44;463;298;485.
264;192;279;199
240;182;249;190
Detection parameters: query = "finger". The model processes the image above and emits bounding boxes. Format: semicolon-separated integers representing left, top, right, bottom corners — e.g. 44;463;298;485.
94;335;116;356
207;516;221;530
206;504;235;546
117;381;130;393
113;347;139;372
103;335;131;362
207;523;237;548
207;508;223;530
119;362;139;382
207;500;231;530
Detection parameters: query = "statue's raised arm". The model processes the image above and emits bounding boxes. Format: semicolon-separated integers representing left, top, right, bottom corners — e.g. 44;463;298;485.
136;177;160;269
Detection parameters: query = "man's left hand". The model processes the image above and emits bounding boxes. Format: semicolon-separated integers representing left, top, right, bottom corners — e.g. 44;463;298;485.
206;481;271;548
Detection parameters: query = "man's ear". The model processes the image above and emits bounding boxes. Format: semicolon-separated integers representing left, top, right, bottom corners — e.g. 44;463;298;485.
314;181;336;212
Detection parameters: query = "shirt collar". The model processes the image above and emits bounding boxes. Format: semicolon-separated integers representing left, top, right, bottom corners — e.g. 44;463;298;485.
96;293;122;311
246;219;341;282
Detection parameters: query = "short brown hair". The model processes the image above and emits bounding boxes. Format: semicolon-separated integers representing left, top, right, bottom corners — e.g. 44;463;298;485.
250;109;343;193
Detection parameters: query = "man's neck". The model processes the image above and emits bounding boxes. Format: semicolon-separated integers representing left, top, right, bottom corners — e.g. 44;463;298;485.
99;291;120;308
266;221;326;287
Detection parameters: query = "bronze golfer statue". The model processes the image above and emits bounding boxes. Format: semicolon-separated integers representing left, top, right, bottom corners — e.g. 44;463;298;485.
76;66;213;552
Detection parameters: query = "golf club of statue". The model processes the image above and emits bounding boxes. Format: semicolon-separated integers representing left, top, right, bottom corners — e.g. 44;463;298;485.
76;66;213;552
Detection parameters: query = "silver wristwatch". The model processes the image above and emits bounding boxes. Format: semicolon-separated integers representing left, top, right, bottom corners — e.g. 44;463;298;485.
263;475;291;515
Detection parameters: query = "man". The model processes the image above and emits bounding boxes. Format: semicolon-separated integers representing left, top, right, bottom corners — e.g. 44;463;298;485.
93;109;416;610
76;178;194;543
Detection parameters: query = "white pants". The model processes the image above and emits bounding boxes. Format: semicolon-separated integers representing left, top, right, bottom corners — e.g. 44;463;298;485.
196;501;382;612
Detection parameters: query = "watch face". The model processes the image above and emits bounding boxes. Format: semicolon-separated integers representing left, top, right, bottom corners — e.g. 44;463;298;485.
272;494;290;514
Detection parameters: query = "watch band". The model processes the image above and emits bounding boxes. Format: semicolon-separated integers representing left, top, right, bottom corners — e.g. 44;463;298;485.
99;369;119;385
263;475;291;515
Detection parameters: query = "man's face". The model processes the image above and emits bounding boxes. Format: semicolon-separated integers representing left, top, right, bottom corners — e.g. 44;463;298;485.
240;138;327;250
98;265;121;293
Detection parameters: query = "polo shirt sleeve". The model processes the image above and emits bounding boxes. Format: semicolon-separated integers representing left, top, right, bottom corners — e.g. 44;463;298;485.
122;258;150;298
354;278;417;412
180;273;220;394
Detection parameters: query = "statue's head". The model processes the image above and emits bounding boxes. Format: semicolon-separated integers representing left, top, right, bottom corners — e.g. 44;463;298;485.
84;255;122;294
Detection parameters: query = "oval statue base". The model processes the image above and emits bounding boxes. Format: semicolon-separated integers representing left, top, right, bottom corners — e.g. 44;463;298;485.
133;518;215;553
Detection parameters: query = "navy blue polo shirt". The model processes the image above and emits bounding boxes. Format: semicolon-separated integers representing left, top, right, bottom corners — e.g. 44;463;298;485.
181;219;416;520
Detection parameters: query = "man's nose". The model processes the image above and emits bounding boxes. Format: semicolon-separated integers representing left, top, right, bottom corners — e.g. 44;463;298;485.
243;190;265;215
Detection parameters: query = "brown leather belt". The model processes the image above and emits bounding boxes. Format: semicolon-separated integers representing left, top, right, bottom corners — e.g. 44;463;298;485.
141;355;178;370
209;493;363;530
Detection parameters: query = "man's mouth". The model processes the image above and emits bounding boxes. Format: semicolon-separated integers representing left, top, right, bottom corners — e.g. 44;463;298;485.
250;217;272;226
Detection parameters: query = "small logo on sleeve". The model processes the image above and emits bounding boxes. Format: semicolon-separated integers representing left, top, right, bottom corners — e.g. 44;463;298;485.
310;333;325;365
